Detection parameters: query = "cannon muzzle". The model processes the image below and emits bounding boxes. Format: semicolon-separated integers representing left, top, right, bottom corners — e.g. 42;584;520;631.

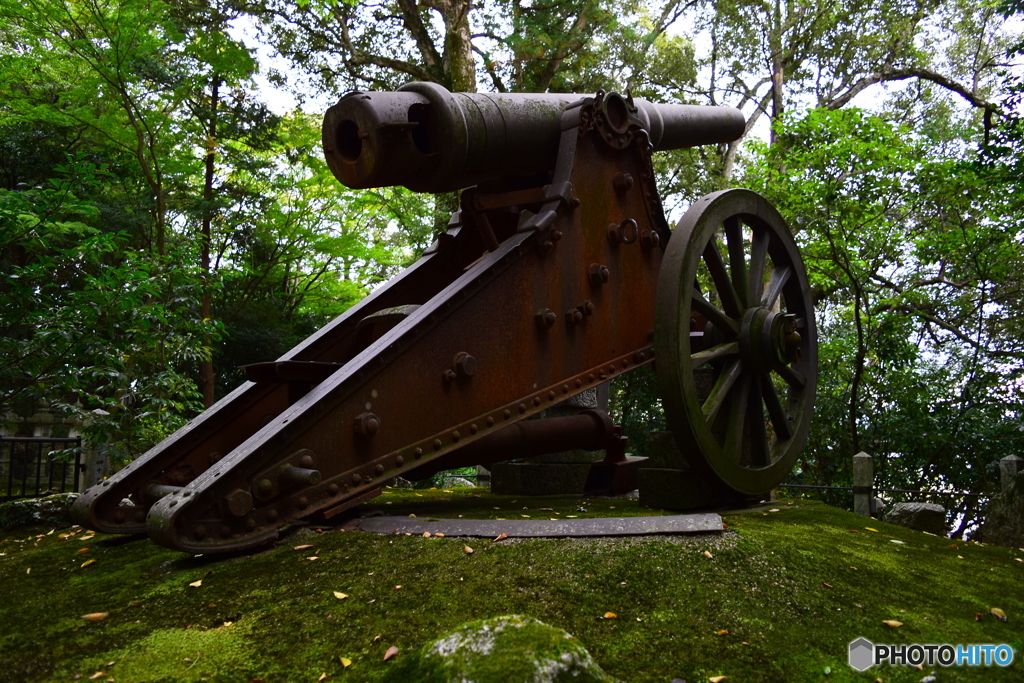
322;83;745;193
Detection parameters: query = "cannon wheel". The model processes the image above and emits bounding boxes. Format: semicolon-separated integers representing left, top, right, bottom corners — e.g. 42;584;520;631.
654;189;817;496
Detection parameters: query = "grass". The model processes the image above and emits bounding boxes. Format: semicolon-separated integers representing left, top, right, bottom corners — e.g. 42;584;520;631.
0;488;1022;682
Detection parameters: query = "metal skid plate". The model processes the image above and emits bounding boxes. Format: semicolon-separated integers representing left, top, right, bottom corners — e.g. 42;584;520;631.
74;93;671;553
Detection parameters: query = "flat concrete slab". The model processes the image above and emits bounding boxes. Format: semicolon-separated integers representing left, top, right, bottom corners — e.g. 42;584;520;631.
357;513;723;538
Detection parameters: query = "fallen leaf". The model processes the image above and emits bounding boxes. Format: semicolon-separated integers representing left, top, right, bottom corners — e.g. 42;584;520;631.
373;635;381;643
189;580;203;587
80;535;95;541
768;508;780;513
82;612;109;621
81;559;96;568
293;544;314;551
603;612;617;619
846;530;861;534
882;620;903;628
408;514;416;518
25;568;30;574
318;673;327;681
991;607;1008;622
333;592;348;600
306;556;319;561
435;533;445;538
89;672;106;680
394;585;402;590
383;646;399;661
975;613;985;621
865;527;878;532
947;544;958;549
890;539;905;544
76;548;90;554
709;676;728;683
716;629;729;635
493;533;508;542
703;550;713;559
422;532;431;538
340;657;352;668
464;546;474;554
821;582;834;589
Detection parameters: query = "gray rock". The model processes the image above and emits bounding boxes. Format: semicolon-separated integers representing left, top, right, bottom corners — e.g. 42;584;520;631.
381;614;617;683
0;492;79;530
885;502;947;535
975;471;1024;547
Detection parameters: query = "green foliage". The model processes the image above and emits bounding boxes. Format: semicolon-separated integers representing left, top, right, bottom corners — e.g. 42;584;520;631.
746;108;1024;531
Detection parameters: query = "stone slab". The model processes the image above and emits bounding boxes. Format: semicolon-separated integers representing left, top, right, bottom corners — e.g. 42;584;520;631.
644;431;692;470
639;467;750;510
490;462;591;495
358;512;723;537
523;448;607;464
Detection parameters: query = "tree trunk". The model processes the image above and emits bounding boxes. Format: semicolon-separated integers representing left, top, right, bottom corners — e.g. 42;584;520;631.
199;77;221;408
436;0;476;92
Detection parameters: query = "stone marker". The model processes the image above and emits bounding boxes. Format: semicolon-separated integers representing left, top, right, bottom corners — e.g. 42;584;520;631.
884;502;947;535
852;452;873;517
975;470;1024;547
381;615;618;683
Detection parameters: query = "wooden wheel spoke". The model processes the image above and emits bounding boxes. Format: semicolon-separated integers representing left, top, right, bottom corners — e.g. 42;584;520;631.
747;227;769;304
761;265;792;309
746;378;770;467
702;358;743;424
702;238;743;318
775;364;807;389
724;216;748;309
723;373;751;460
760;373;792;442
691;341;739;365
692;287;738;335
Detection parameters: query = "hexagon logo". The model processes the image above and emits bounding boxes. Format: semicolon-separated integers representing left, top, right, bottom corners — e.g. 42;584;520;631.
848;637;875;671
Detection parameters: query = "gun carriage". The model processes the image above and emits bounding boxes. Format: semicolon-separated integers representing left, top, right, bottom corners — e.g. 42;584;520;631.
73;83;817;553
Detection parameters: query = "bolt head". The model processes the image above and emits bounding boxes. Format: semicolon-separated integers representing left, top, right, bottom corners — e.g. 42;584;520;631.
453;352;477;378
355;412;380;437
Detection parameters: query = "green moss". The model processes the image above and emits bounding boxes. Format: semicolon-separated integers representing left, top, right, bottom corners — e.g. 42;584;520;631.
1;493;1022;682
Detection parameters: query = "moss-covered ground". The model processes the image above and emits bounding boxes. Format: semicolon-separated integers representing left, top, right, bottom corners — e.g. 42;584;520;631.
1;488;1021;682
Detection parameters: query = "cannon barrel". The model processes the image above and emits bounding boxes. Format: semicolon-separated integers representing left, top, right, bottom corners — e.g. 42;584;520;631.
322;82;745;193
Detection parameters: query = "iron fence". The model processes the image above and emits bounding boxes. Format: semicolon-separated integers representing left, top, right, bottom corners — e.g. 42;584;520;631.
0;436;83;501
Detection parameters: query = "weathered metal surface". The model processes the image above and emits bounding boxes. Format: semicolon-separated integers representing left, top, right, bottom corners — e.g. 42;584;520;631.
322;84;745;192
357;513;724;537
71;85;813;555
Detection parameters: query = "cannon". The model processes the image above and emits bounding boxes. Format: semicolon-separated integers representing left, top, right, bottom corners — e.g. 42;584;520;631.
72;84;817;553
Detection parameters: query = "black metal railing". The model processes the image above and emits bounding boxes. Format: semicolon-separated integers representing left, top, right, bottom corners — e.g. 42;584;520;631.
0;436;83;501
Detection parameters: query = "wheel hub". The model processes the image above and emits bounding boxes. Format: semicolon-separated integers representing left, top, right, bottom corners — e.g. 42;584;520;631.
739;308;800;372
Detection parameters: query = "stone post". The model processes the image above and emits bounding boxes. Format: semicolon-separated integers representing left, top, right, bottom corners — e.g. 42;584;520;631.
1000;455;1023;493
852;452;873;517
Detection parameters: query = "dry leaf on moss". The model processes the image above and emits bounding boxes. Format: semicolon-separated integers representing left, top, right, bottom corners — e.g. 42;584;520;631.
82;612;109;621
88;671;106;680
293;544;314;551
340;657;352;667
882;620;903;627
716;629;729;635
464;546;474;554
384;646;399;661
709;676;728;682
991;608;1008;621
76;548;89;554
703;551;713;559
493;533;508;542
333;592;348;600
318;673;327;681
189;580;202;587
603;612;617;619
